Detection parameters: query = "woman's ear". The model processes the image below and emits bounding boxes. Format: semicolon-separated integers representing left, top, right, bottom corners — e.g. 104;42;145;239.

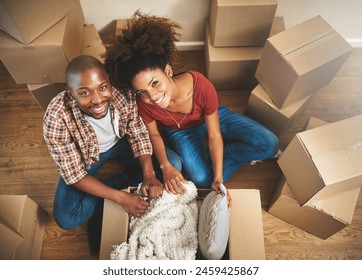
164;64;173;78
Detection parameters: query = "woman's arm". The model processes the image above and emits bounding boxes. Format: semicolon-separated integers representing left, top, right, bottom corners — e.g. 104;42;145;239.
146;120;186;194
205;110;232;209
205;110;224;191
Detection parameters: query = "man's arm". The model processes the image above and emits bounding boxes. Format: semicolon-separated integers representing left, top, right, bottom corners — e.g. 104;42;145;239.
73;175;149;217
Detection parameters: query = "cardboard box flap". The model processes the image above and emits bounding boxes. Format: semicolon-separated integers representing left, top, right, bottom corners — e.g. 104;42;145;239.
228;189;265;260
305;117;329;130
268;16;335;56
0;0;74;44
99;190;130;260
0;195;26;231
285;32;353;75
279;135;326;203
0;222;24;260
306;186;361;224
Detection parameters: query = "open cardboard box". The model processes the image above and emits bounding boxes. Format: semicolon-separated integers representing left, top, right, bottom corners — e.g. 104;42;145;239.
0;195;48;259
269;116;361;239
269;174;360;239
100;188;265;260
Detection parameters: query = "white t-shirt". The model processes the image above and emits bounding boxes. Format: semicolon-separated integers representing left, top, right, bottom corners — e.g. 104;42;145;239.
84;109;120;153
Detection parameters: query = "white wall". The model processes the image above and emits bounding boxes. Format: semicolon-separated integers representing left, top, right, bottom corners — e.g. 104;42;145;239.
80;0;362;48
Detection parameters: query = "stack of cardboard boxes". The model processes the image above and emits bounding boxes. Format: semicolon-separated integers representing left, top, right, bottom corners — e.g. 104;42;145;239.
0;0;106;111
205;0;279;91
245;16;353;140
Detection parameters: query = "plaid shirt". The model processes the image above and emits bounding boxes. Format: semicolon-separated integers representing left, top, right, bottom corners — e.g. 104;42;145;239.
43;86;152;185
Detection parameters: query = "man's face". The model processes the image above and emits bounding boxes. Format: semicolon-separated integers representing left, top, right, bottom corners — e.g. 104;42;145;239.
68;67;113;119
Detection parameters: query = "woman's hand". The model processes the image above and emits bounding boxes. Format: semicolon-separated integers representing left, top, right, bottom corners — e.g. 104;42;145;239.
162;163;187;195
212;179;232;212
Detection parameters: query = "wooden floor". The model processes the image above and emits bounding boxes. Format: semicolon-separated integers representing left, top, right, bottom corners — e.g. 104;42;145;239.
1;48;362;260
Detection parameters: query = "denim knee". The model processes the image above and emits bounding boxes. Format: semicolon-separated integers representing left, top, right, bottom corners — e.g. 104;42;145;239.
166;147;183;172
53;211;83;230
265;132;280;158
187;172;213;188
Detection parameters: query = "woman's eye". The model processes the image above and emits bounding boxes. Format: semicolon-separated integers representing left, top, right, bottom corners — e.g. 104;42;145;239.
137;90;145;96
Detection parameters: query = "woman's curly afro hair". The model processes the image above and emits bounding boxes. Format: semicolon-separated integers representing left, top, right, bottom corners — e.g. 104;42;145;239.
105;10;181;90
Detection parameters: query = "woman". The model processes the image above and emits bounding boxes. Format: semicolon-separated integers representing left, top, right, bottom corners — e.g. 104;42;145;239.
105;11;279;196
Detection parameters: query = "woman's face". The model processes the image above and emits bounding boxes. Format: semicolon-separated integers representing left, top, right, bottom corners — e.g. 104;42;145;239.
131;66;173;108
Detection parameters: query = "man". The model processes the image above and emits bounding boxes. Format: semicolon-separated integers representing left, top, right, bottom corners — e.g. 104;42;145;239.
43;55;181;256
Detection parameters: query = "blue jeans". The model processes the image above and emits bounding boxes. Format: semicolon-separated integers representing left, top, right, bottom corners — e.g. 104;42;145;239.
53;137;182;230
164;105;279;188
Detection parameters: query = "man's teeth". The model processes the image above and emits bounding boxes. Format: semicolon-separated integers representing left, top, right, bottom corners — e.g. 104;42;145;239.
93;103;106;112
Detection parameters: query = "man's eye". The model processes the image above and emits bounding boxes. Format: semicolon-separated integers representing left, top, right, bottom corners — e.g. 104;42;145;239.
152;81;158;87
80;91;89;96
100;85;107;91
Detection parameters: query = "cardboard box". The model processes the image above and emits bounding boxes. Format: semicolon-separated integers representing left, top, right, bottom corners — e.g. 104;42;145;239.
0;195;48;259
0;0;75;44
81;24;107;63
0;222;24;259
268;175;361;239
0;0;84;84
27;24;105;111
209;0;278;47
27;83;66;111
100;188;265;260
269;116;361;239
115;19;127;37
278;114;362;206
244;84;313;135
255;16;353;108
205;17;285;90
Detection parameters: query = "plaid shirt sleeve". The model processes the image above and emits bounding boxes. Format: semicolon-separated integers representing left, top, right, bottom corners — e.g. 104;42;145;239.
43;112;88;186
116;88;153;158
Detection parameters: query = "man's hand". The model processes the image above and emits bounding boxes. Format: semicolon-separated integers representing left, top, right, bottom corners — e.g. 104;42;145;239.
120;192;150;217
140;171;163;199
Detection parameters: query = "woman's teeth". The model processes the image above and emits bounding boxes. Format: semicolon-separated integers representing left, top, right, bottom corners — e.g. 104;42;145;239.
154;93;165;104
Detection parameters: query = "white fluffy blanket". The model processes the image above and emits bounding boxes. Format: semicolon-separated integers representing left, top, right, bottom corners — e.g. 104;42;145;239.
110;181;199;260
